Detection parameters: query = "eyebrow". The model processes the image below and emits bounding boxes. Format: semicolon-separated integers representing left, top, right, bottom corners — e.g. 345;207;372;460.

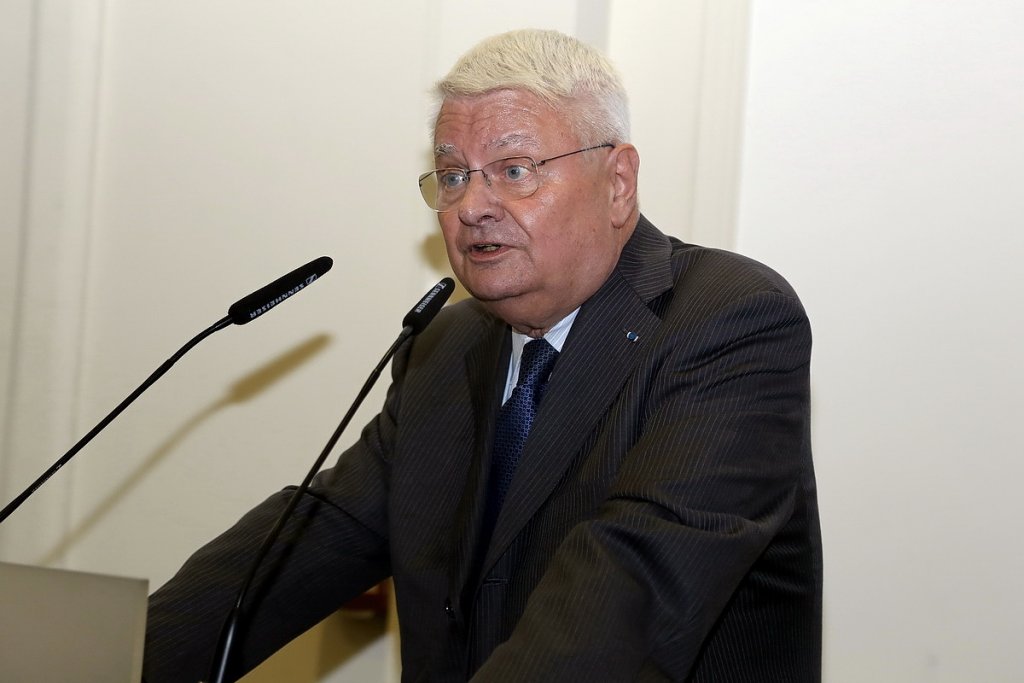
433;134;542;162
493;133;540;151
434;143;458;158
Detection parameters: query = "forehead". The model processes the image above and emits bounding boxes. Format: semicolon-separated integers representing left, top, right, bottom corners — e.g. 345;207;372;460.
433;90;574;159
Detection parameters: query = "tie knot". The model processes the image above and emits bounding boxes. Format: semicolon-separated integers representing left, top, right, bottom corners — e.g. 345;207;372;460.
518;339;559;389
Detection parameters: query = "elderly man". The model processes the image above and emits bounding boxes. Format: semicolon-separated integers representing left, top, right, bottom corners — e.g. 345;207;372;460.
144;29;821;682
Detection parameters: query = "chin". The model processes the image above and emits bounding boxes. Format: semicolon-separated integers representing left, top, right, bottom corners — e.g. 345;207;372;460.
459;276;529;305
479;293;555;332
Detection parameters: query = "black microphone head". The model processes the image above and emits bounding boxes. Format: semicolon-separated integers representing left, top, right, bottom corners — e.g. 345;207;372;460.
402;278;454;335
228;256;333;325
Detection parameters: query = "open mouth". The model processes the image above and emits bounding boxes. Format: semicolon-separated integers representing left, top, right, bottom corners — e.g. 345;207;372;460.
473;244;502;253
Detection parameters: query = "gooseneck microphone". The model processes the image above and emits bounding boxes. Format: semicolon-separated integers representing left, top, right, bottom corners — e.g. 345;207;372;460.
401;277;452;334
0;257;333;526
229;256;332;325
206;277;454;683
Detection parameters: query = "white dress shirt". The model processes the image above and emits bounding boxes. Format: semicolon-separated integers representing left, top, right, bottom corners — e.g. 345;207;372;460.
501;308;579;404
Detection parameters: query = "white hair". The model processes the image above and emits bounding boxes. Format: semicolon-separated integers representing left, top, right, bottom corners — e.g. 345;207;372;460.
433;29;630;145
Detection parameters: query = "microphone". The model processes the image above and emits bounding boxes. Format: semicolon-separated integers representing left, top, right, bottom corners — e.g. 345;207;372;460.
401;277;452;334
0;257;333;526
229;256;332;325
206;278;454;683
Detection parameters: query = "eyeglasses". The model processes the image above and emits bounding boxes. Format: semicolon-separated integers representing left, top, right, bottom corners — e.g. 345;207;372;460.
418;143;614;212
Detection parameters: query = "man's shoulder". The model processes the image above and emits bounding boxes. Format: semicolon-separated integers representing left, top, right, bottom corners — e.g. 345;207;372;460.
630;217;806;327
669;239;801;302
625;215;800;304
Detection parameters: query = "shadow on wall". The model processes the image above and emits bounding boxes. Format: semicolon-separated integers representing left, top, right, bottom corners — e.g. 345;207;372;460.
422;231;472;305
39;334;333;566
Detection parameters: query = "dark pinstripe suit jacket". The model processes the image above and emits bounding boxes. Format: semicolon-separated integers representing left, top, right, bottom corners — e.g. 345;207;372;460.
144;216;821;682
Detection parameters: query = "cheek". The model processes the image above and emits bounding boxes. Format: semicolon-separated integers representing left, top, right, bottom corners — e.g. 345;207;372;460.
517;200;585;266
554;217;618;284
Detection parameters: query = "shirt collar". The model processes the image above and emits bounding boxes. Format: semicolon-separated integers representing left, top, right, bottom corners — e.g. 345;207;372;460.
504;309;579;399
510;308;579;357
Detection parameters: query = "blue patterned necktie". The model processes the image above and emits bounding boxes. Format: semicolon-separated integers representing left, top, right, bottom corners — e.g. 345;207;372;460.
483;339;559;540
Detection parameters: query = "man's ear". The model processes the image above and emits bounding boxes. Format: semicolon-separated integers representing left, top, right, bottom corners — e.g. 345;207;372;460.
607;144;640;228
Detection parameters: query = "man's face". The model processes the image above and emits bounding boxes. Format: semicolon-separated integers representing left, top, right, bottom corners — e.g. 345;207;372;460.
433;89;628;336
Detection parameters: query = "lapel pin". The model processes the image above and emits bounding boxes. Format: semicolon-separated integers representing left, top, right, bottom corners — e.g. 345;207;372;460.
625;330;640;343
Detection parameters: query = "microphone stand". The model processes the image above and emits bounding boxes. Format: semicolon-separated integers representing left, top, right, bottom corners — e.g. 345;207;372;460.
206;276;452;682
205;326;413;683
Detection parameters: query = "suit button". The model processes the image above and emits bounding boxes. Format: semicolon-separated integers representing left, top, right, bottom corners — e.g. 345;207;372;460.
444;598;459;634
444;598;455;620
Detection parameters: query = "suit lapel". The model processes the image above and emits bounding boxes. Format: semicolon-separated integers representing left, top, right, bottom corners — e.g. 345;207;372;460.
448;317;509;601
479;216;676;578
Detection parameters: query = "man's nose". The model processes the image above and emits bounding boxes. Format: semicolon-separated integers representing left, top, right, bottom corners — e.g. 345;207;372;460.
457;170;503;223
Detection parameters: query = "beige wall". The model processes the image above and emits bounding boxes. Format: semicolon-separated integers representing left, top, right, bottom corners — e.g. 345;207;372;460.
737;2;1024;681
0;1;746;680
